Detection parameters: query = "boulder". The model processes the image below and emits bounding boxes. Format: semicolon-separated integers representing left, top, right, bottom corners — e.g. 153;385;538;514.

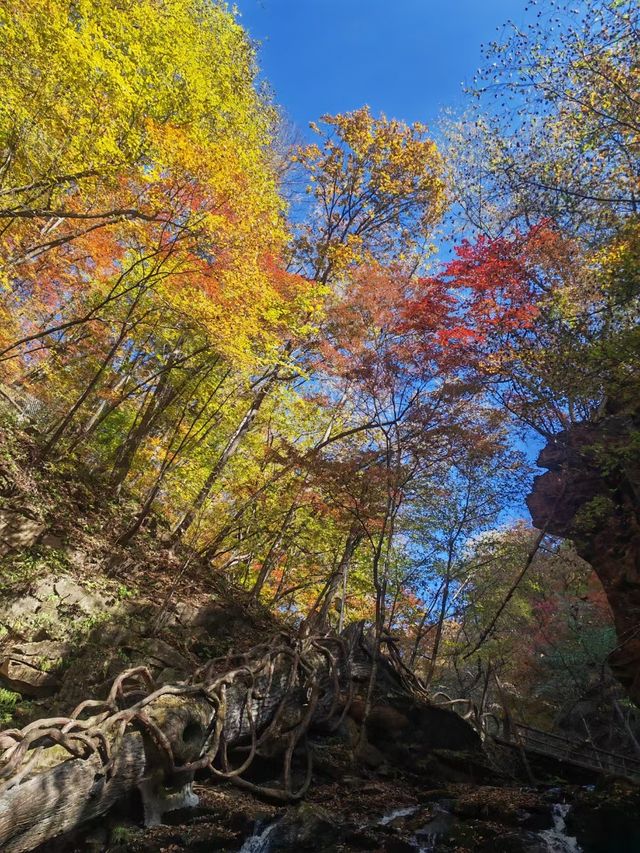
0;510;45;557
264;803;343;852
358;696;482;767
0;640;70;696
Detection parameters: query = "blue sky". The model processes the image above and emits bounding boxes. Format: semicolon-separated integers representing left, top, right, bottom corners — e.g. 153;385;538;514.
238;0;546;493
238;0;531;136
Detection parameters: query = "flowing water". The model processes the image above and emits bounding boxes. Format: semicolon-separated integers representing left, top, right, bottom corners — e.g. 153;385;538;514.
381;799;583;853
378;805;420;825
538;803;582;853
238;819;279;853
238;798;584;852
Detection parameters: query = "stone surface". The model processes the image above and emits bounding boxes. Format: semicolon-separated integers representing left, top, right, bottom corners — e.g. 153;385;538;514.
527;402;640;705
0;509;45;557
0;573;114;699
139;638;190;672
0;573;108;640
0;640;70;696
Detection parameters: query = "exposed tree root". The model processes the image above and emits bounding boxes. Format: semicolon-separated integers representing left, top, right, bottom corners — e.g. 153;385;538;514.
0;631;354;853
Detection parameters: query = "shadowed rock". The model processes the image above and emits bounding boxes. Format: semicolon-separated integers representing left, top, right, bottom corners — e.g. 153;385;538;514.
527;401;640;705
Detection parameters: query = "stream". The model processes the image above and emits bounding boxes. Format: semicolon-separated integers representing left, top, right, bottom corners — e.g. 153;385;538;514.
539;804;582;853
238;798;585;853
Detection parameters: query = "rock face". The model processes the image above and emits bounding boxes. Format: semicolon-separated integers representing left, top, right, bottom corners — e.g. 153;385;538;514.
0;572;197;707
0;509;45;557
0;640;70;696
527;403;640;704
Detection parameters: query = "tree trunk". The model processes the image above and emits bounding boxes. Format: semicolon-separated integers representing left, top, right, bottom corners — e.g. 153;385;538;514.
39;290;145;457
171;369;278;541
0;635;348;853
312;522;363;629
1;618;478;853
110;339;188;490
115;365;221;546
250;496;300;598
424;574;450;689
0;624;478;853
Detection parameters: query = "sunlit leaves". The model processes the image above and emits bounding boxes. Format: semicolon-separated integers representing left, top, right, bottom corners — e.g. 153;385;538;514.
293;107;446;282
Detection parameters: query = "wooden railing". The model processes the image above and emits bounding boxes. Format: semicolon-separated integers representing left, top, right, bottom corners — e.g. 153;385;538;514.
505;722;640;779
430;690;640;779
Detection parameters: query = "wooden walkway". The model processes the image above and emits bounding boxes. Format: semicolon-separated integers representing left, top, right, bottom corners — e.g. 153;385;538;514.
496;722;640;780
425;691;640;780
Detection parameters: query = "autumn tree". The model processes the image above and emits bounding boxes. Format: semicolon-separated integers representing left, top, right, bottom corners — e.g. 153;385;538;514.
0;0;325;571
445;0;638;242
439;0;638;445
169;108;447;540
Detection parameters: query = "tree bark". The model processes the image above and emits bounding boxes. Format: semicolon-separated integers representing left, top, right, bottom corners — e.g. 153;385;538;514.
0;636;346;853
171;368;279;541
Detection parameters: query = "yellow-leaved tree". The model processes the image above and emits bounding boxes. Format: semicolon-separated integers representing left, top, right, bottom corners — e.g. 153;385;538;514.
0;0;295;365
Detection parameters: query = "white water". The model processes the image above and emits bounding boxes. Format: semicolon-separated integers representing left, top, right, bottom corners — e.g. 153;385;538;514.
378;805;420;825
539;803;582;853
239;820;279;853
240;799;583;853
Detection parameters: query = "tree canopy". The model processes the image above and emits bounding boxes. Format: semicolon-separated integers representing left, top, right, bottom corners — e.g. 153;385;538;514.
0;0;638;753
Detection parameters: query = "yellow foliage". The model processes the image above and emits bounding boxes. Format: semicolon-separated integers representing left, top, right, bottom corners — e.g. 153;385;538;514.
294;107;446;281
0;0;300;364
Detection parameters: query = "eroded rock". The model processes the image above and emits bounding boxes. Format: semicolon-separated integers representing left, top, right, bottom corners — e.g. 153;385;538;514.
527;402;640;705
0;640;70;696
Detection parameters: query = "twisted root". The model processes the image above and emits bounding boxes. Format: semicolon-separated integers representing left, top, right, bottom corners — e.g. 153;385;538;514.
0;631;353;804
